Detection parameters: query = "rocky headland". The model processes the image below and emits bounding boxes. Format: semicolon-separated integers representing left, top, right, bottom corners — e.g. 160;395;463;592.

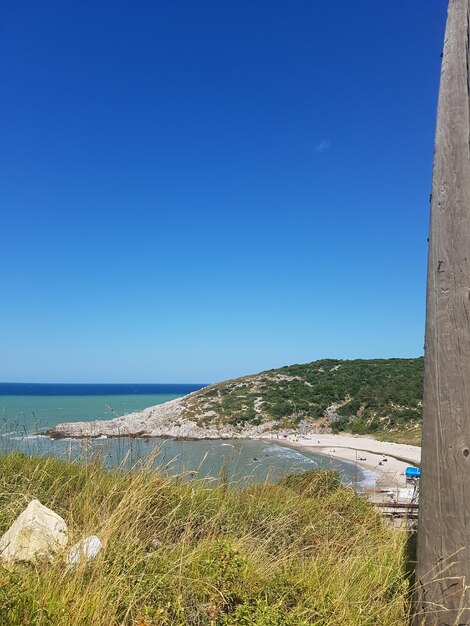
46;357;423;442
46;393;327;439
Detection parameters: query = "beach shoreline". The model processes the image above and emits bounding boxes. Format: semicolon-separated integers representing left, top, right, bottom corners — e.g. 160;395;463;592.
262;433;421;496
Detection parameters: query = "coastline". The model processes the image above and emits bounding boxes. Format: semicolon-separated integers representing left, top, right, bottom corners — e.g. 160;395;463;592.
263;433;421;496
39;389;422;501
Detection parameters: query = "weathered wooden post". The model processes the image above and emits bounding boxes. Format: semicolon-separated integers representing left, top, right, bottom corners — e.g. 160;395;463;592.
414;1;470;624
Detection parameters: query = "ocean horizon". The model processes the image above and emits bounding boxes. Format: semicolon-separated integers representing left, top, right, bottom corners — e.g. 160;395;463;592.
0;382;207;395
0;383;205;431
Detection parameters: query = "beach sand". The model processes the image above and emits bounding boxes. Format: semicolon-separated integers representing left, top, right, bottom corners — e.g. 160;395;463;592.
264;433;421;501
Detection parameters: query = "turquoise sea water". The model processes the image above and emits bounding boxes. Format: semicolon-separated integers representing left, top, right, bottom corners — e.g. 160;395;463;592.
0;384;369;486
0;393;184;432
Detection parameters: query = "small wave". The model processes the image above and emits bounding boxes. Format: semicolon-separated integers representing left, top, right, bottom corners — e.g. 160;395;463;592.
358;469;378;489
219;443;235;448
10;434;49;441
263;444;317;464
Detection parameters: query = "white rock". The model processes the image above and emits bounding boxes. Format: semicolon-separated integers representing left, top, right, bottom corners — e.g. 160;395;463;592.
0;499;67;563
66;535;101;565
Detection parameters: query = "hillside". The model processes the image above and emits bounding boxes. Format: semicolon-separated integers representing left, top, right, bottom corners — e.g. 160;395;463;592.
48;358;423;443
186;357;422;435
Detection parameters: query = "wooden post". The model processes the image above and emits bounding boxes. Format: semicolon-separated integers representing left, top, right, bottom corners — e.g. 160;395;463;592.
414;1;470;624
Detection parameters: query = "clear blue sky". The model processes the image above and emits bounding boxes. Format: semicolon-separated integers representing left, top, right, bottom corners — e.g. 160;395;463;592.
0;0;448;383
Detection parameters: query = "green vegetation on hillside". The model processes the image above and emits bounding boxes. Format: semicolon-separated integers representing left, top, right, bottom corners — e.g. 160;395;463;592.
185;358;423;442
0;453;410;626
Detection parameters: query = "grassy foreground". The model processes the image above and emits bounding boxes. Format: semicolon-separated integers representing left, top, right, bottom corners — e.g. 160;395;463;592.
0;453;410;626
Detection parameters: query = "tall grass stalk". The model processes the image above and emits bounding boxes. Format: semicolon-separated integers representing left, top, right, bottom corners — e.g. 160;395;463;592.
0;452;410;625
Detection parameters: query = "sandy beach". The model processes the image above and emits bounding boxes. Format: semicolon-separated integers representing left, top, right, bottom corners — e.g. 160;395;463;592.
264;433;421;497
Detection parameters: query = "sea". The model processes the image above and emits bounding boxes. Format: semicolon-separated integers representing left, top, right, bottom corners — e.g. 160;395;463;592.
0;383;372;487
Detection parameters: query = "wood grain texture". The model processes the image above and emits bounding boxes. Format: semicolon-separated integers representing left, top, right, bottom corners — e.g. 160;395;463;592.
414;1;470;624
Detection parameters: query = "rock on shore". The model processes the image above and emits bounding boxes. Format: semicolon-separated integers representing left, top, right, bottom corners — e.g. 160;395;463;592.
45;394;298;439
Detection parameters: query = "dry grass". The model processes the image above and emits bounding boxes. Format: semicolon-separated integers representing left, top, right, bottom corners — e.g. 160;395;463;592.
0;452;411;625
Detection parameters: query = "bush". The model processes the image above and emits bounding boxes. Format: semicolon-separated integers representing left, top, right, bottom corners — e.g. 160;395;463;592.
190;358;424;441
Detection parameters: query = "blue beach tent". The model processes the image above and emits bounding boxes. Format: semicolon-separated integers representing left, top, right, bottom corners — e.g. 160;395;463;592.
405;467;421;479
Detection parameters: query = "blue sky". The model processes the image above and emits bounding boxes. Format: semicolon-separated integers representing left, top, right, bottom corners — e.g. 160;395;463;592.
0;0;447;383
